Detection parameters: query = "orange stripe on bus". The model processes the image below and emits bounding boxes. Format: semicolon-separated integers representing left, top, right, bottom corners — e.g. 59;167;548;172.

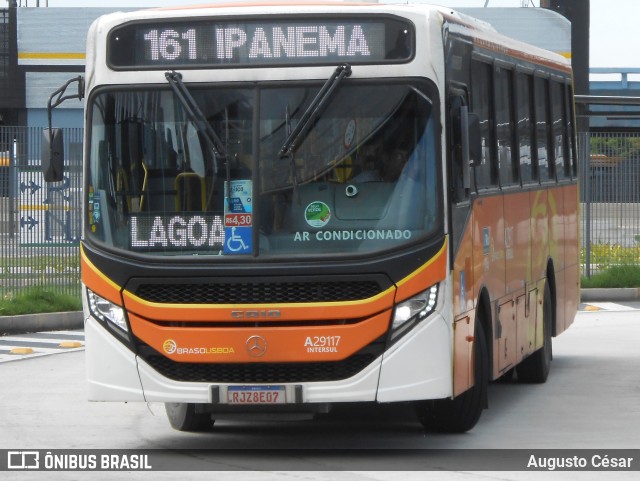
81;246;122;305
395;238;448;302
129;310;390;363
122;285;396;322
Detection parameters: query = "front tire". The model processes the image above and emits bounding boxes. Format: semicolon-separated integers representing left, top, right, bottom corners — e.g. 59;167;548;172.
165;403;215;432
415;321;489;433
517;283;553;383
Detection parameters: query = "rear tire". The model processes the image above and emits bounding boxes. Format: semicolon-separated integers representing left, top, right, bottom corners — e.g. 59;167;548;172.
165;403;215;432
415;321;489;433
517;283;553;383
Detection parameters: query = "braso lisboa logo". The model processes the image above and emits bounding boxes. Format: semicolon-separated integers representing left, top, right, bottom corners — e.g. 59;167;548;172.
163;339;177;354
162;339;235;356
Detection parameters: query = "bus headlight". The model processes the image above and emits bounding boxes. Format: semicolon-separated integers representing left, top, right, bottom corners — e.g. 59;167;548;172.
87;289;128;332
391;284;438;341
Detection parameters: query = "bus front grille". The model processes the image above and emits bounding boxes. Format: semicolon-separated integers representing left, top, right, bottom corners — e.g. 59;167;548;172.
132;280;383;304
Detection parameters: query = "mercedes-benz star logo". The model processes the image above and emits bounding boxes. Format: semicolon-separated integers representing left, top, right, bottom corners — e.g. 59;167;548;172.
246;335;267;357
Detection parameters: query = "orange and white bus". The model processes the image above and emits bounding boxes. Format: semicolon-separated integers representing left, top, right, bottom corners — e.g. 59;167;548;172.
49;1;579;433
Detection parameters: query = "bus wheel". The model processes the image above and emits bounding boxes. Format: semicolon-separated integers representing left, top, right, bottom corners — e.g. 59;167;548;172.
165;403;215;432
517;283;553;383
415;321;488;433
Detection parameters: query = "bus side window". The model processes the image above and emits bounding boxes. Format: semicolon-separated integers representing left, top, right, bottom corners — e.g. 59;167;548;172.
494;65;518;187
550;80;568;181
470;60;497;190
534;76;551;182
516;72;535;183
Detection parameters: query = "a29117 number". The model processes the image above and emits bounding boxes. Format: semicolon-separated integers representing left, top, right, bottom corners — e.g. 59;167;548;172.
304;336;341;347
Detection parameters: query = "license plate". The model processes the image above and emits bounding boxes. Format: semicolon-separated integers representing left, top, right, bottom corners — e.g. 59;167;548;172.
227;386;286;405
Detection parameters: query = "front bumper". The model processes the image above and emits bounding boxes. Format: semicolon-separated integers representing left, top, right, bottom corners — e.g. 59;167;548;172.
85;311;452;405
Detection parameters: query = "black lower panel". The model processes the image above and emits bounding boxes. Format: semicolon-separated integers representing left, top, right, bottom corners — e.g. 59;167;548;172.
138;343;383;384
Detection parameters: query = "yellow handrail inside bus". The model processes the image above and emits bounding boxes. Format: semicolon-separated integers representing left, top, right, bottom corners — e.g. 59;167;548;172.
116;165;131;212
138;161;148;211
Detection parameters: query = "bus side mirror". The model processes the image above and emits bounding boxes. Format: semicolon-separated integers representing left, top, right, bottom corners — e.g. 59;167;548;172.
42;128;64;182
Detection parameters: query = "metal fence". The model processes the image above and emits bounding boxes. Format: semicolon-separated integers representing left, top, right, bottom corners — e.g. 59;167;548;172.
0;126;83;300
0;127;638;300
579;131;640;276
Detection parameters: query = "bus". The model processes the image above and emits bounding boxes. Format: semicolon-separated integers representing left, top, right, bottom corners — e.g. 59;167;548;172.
45;1;579;433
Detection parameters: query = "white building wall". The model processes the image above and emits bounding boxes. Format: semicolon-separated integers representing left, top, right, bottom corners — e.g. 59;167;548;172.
17;8;134;127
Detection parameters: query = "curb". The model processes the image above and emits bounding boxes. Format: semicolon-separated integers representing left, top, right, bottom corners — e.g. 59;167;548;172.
0;311;84;335
580;288;640;302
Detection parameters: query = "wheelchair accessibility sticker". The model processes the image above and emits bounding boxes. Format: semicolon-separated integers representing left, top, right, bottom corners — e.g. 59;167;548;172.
224;226;252;254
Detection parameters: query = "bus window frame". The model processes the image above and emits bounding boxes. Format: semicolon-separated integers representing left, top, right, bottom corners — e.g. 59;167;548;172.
448;83;472;205
514;68;537;186
468;58;499;195
533;72;555;185
493;62;520;190
549;75;570;184
564;81;578;181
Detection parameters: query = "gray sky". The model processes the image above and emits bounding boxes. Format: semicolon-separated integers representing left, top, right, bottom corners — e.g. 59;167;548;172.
11;0;639;70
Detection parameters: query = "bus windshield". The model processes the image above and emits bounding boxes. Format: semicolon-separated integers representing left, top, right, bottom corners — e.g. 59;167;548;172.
86;79;441;257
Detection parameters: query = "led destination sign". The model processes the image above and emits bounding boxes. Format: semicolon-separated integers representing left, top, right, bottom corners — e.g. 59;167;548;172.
108;17;414;68
130;214;225;251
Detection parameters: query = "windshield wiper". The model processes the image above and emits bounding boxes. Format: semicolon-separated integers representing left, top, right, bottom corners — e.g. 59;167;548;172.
278;64;351;203
278;64;352;160
166;71;234;211
165;71;228;169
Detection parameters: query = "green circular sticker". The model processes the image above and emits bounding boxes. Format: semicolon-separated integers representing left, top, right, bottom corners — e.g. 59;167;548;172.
304;201;331;228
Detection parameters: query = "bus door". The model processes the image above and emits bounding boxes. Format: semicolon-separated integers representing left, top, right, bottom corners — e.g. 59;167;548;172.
448;87;475;313
448;87;477;396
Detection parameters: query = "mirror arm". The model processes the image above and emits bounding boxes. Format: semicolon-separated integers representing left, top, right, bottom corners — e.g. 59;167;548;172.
43;76;83;183
47;76;85;138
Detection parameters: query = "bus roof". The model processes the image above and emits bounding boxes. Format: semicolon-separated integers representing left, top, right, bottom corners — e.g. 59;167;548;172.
436;5;571;74
90;1;571;76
